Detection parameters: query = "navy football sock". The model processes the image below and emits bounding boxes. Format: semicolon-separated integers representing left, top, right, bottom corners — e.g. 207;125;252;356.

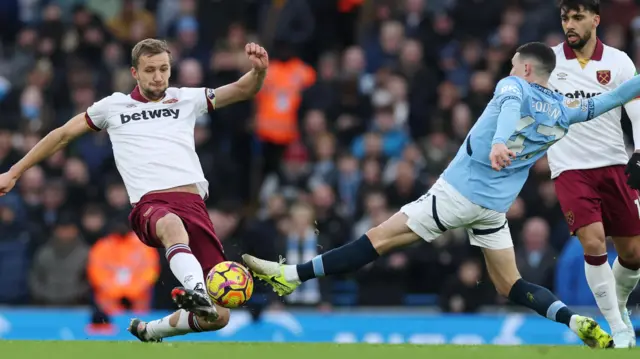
296;234;379;282
508;278;575;326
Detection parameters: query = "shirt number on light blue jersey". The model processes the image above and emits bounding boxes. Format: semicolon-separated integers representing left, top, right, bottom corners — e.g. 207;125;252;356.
506;116;567;160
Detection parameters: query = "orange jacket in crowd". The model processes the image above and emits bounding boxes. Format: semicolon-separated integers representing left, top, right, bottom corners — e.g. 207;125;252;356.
87;231;160;314
255;57;316;145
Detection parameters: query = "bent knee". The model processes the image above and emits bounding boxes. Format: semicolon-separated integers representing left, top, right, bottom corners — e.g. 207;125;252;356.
155;213;188;246
576;226;606;255
613;236;640;265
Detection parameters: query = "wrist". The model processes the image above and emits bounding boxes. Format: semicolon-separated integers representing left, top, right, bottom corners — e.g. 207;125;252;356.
8;166;22;179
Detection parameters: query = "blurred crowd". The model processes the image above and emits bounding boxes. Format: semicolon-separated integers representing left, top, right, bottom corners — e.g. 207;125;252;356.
2;0;640;316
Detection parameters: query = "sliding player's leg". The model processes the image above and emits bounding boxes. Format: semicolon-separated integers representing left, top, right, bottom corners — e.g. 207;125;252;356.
128;306;231;342
475;225;613;349
243;211;422;295
243;179;461;296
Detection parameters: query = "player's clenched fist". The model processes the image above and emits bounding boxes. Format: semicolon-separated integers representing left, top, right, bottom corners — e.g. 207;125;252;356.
489;143;515;171
0;172;17;196
245;43;269;72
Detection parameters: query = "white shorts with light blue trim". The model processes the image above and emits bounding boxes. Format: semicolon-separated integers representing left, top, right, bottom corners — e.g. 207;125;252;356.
400;178;513;250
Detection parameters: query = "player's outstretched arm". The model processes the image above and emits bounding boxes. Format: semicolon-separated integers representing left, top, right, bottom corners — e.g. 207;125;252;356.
0;113;91;195
576;75;640;124
212;43;268;109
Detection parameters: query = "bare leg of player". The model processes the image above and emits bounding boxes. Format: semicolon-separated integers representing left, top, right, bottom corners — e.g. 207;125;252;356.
482;247;614;349
155;213;218;321
576;223;629;341
129;306;230;342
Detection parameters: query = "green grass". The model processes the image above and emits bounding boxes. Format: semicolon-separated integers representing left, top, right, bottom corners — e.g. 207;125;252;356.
1;341;640;359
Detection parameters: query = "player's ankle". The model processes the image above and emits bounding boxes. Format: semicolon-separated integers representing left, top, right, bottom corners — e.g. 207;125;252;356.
283;265;301;283
568;315;579;331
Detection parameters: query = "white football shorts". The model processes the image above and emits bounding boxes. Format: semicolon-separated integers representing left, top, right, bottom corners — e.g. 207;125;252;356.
400;178;513;250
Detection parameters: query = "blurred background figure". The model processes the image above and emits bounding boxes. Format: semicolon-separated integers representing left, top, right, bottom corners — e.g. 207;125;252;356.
87;215;159;315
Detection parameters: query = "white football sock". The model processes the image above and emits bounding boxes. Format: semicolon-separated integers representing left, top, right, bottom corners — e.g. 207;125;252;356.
145;309;207;340
612;257;640;312
585;258;627;332
145;310;192;340
166;244;205;290
569;315;579;333
284;265;301;283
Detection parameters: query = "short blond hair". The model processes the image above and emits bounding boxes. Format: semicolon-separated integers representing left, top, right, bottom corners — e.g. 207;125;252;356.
131;38;171;68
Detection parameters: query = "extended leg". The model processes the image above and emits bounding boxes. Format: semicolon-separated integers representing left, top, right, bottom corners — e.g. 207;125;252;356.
482;246;613;349
129;306;231;342
243;212;421;295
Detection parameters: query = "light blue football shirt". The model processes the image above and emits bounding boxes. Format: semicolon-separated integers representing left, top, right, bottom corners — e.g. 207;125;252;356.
442;75;640;213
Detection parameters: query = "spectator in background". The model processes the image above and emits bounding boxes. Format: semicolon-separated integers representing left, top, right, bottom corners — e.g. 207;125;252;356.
106;0;156;45
0;192;30;304
80;204;106;245
29;212;89;306
87;216;159;315
516;217;557;291
259;142;312;205
255;40;316;177
385;159;425;210
284;202;331;307
439;258;490;313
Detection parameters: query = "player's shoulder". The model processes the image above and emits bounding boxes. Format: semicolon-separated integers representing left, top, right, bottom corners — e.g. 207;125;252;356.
99;91;129;104
601;43;631;62
496;76;527;93
89;92;129;112
551;43;565;56
172;86;211;101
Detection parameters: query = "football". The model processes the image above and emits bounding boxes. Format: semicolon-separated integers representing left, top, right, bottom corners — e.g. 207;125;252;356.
206;261;254;308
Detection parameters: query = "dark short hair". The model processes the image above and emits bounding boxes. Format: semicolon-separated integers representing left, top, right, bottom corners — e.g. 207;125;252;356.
516;42;557;76
131;38;171;68
557;0;600;15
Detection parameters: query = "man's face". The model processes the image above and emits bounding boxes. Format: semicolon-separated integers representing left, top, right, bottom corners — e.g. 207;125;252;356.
561;7;599;50
131;52;171;101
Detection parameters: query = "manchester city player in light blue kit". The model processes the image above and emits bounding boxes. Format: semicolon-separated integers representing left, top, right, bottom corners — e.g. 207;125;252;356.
243;42;640;348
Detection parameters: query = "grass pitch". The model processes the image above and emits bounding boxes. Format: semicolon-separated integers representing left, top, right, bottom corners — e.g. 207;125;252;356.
1;341;640;359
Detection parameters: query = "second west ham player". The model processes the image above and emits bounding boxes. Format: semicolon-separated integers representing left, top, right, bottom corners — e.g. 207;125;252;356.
0;39;269;342
549;0;640;347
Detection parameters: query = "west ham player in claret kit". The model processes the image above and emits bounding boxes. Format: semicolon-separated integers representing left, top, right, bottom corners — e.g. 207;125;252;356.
0;39;269;342
548;0;640;347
